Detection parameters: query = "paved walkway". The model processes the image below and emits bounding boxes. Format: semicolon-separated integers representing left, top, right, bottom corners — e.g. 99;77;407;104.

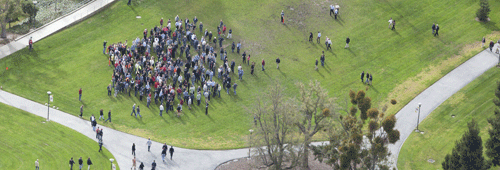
389;49;499;168
0;0;116;59
0;90;250;170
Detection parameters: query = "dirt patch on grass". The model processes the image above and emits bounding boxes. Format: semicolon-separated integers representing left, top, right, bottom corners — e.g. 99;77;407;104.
382;32;500;115
216;154;331;170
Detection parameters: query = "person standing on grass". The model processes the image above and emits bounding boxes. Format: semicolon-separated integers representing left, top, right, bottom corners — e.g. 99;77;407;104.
107;84;112;96
261;59;265;71
309;32;313;42
490;41;495;52
78;157;83;170
369;74;373;85
315;59;319;70
159;104;164;116
87;157;92;170
79;88;82;101
69;157;75;170
330;4;335;16
434;24;439;36
231;42;235;53
160;18;163;27
365;73;370;84
345;37;350;48
147;138;152;152
103;41;107;54
320;51;325;66
432;23;436;34
104;110;111;122
197;92;201;106
169;146;175;160
136;106;142;118
131;104;136;117
35;159;39;170
199;22;203;33
227;28;232;39
251;62;255;75
361;71;365;83
98;139;103;152
99;109;104;120
237;42;241;54
281;10;285;24
127;0;131;5
391;20;396;30
317;31;321;43
388;18;393;29
233;83;238;95
132;143;136;156
90;114;96;131
276;57;280;69
205;102;209;115
482;37;486;47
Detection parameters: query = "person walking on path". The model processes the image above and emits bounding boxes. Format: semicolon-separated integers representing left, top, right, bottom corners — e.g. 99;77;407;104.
391;20;396;30
104;110;111;122
388;18;393;29
162;143;167;162
276;57;280;69
261;59;265;71
482;37;486;47
132;143;136;156
29;37;33;51
432;23;436;34
489;41;495;52
151;160;157;170
434;24;439;36
147;138;152;152
281;10;285;24
69;157;75;170
169;146;175;160
317;31;321;43
345;37;350;48
35;159;39;170
131;104;136;117
139;162;144;170
320;51;325;66
86;157;92;170
90;114;96;131
78;157;83;170
131;157;137;170
315;59;319;70
79;88;82;101
361;71;365;83
159;104;164;116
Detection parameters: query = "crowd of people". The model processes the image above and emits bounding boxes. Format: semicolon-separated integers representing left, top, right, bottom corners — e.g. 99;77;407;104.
104;15;249;118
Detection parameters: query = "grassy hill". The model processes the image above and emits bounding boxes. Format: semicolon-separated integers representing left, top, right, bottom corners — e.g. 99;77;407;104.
0;103;118;169
0;0;499;149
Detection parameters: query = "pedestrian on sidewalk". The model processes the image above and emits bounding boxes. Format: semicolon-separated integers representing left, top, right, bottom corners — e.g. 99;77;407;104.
104;110;111;122
490;41;494;52
151;160;157;170
147;138;152;152
131;157;137;170
90;114;96;131
345;37;350;48
29;37;33;51
169;146;174;160
35;159;39;170
78;157;83;170
79;88;82;101
69;157;75;170
80;105;84;117
87;157;92;170
131;104;136;117
276;57;280;69
139;162;144;170
99;129;103;140
132;143;136;156
162;143;167;162
96;127;100;139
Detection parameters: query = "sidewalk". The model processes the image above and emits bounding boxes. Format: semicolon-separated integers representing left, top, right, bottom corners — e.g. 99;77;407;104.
0;89;249;170
0;0;116;59
388;49;499;168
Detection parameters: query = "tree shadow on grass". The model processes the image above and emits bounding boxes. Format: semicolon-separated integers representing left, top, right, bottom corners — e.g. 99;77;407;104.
480;21;500;31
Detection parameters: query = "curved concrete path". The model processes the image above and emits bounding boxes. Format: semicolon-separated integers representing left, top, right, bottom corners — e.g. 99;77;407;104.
389;49;499;168
0;89;249;170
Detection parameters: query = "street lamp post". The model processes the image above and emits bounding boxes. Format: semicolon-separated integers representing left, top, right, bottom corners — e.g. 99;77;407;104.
416;103;421;131
47;91;51;121
249;129;253;158
109;159;114;170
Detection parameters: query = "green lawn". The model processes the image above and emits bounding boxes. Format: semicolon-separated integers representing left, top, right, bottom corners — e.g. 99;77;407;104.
398;67;500;170
0;0;499;149
0;103;118;170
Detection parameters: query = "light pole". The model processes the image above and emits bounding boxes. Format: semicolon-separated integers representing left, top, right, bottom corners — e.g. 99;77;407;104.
416;103;421;131
109;158;114;170
248;129;253;158
47;91;51;121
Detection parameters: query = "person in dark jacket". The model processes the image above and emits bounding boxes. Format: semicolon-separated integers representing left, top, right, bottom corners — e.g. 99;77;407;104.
490;41;495;52
105;110;111;122
69;157;75;170
78;157;83;170
309;32;313;42
434;24;439;36
151;160;157;170
139;162;144;170
276;57;281;69
132;143;136;156
320;51;325;66
360;71;365;83
87;157;92;170
345;37;350;48
169;147;175;160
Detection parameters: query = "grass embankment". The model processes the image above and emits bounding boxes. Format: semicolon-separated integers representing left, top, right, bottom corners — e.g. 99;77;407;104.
0;0;499;149
0;103;118;169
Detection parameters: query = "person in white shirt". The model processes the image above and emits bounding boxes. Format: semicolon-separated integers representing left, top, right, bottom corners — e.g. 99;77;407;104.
317;31;321;43
388;17;393;29
330;4;335;16
159;105;164;116
147;138;152;151
35;159;39;170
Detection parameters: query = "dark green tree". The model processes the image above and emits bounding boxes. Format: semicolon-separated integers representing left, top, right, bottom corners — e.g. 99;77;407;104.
476;0;490;22
442;120;488;170
22;1;38;23
486;81;500;167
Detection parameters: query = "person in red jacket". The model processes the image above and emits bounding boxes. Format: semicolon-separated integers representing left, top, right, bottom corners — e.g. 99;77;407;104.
29;37;33;51
160;18;163;27
79;88;82;101
261;59;265;71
